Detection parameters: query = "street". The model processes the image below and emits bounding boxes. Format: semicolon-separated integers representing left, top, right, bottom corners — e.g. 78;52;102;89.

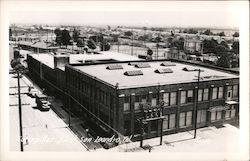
9;73;87;151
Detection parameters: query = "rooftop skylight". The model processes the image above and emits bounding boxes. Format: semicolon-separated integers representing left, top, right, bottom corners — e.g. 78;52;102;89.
155;68;173;74
124;70;143;76
106;64;123;70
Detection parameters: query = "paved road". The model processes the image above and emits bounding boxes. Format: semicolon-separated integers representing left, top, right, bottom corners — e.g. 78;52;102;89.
9;73;87;152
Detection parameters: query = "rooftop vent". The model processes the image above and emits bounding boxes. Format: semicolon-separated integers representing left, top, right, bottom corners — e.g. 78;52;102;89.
160;62;176;67
106;64;123;70
134;63;151;68
124;70;143;76
128;62;138;66
155;68;173;74
182;67;204;72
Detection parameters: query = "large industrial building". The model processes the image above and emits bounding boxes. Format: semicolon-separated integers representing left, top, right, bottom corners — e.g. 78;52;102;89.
65;60;239;140
26;51;239;141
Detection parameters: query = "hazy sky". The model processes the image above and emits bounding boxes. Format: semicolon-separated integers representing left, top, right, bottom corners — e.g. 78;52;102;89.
8;1;246;28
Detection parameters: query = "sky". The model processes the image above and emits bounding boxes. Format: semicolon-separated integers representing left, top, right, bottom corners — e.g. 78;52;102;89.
7;1;247;28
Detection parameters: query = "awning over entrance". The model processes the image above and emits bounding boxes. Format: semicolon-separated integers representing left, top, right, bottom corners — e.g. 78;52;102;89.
208;106;226;112
225;101;239;105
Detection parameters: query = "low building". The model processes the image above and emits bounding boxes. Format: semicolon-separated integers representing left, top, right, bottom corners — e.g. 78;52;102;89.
184;39;202;54
64;60;239;140
18;41;59;53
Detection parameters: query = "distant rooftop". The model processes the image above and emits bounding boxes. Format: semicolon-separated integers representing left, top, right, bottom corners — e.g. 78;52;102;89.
73;61;239;89
19;41;59;50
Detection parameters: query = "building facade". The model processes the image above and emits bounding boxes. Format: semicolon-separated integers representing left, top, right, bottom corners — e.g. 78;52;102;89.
64;61;239;140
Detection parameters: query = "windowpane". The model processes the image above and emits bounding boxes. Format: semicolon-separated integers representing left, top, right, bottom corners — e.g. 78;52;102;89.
212;88;218;99
187;90;193;97
203;89;209;100
180;91;186;104
179;112;185;127
123;103;130;111
151;98;157;106
218;87;224;99
211;111;216;121
233;85;238;97
217;111;222;120
134;102;140;110
186;111;192;126
170;92;177;105
198;89;203;102
201;110;207;122
163;93;169;105
169;114;176;129
163;115;169;130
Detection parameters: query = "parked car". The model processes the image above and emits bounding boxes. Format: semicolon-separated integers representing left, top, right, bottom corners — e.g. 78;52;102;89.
35;93;51;111
28;88;40;98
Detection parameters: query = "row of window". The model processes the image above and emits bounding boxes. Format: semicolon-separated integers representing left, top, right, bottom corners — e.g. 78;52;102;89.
130;108;236;134
123;85;239;111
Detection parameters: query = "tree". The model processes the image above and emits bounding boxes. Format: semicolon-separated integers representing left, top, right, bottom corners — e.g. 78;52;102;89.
124;31;133;37
202;39;218;54
72;28;80;42
54;28;62;46
87;39;97;51
218;32;225;37
76;38;85;51
61;29;71;47
100;40;111;51
203;29;212;35
216;53;232;68
214;44;232;68
220;41;229;49
233;32;239;37
9;28;12;40
231;41;239;55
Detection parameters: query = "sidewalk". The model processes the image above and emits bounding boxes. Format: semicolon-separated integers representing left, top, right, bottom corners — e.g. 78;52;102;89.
104;124;240;153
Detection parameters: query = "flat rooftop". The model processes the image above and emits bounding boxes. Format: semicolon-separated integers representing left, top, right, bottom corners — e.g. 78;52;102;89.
30;51;141;69
73;61;239;89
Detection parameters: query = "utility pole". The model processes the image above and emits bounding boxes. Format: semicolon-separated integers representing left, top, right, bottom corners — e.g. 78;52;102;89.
131;30;133;56
17;72;24;151
194;69;201;139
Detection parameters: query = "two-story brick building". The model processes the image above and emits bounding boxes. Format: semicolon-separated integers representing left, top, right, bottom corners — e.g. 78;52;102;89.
64;60;239;140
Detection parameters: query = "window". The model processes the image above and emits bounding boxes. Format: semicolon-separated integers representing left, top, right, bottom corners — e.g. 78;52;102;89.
212;87;218;99
123;103;130;111
151;120;158;132
218;87;223;99
141;95;147;103
197;110;207;123
186;111;192;126
203;88;209;101
179;111;192;127
198;89;203;102
233;85;238;97
187;90;193;103
179;112;185;127
163;93;169;105
180;91;186;104
151;94;157;106
123;97;130;111
134;102;140;110
225;105;236;120
169;114;176;129
170;92;177;105
163;114;176;130
211;111;222;121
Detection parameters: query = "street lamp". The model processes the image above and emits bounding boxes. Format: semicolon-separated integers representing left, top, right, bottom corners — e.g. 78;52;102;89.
11;58;28;152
